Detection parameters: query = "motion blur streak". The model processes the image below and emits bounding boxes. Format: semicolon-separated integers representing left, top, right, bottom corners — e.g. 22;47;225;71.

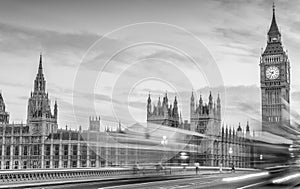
222;172;269;182
272;173;300;184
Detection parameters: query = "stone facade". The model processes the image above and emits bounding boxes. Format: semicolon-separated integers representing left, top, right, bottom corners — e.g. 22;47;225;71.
146;92;253;168
147;93;180;128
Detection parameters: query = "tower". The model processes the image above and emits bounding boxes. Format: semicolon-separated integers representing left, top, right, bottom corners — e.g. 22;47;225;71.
0;92;9;124
147;93;152;119
89;116;100;131
147;92;180;127
260;4;290;130
190;91;195;120
27;54;58;136
190;92;221;135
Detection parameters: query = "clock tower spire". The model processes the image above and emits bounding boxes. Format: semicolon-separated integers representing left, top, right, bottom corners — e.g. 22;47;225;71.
260;4;290;132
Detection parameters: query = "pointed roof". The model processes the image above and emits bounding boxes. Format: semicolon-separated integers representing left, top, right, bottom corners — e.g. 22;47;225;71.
191;91;194;101
199;94;203;105
0;91;3;102
246;121;250;132
209;91;212;100
147;92;151;103
38;53;43;75
217;92;220;103
237;122;242;131
268;3;281;37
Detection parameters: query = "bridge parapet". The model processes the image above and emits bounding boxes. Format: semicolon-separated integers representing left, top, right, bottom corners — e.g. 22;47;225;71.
0;166;258;187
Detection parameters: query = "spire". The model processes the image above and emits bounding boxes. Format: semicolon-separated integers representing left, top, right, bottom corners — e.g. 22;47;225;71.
209;91;212;101
199;94;203;106
38;52;43;75
246;121;250;132
268;2;281;38
217;93;221;104
147;92;151;104
147;92;152;116
191;91;195;101
0;91;5;112
174;96;177;104
158;96;161;107
34;53;46;92
237;122;242;131
209;91;213;108
54;100;58;120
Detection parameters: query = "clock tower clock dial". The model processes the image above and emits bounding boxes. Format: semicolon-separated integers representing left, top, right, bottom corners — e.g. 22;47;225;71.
266;66;279;80
260;5;290;130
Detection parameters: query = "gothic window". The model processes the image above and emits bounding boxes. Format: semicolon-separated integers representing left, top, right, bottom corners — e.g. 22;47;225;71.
54;145;59;156
45;145;51;156
23;146;28;156
72;161;77;168
63;145;68;156
81;145;87;159
72;145;77;156
63;161;68;168
33;145;39;155
6;145;10;156
14;161;18;169
14;146;19;156
23;161;27;169
5;161;9;169
46;161;50;168
54;161;59;168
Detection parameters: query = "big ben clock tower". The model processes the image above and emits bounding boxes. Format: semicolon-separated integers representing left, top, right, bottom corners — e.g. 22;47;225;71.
260;4;290;131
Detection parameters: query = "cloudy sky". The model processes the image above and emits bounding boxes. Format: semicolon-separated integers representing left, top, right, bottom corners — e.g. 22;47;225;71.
0;0;299;132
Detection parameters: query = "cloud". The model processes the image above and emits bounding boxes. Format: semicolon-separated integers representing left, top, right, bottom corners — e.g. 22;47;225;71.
0;22;98;56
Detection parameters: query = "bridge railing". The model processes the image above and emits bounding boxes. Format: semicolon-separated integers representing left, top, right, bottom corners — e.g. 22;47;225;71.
0;166;258;186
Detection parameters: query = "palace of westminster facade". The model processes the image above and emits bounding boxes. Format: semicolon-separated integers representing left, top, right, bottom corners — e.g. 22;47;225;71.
0;5;290;169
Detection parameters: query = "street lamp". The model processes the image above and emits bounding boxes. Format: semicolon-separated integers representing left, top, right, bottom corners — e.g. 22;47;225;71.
180;152;189;168
161;136;168;167
260;154;263;169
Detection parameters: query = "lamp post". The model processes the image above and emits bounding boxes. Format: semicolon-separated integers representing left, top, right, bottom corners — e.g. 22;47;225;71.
260;154;263;169
180;152;189;170
161;136;168;168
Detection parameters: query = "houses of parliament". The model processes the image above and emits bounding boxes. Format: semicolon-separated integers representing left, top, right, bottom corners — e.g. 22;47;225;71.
0;5;290;169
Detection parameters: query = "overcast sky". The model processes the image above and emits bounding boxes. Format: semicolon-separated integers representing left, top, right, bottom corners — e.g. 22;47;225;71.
0;0;299;132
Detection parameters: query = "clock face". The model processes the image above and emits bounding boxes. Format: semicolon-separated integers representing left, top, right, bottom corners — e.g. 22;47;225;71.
266;66;279;80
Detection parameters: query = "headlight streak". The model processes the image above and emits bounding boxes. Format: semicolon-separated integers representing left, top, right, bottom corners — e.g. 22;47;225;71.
272;173;300;184
222;172;269;182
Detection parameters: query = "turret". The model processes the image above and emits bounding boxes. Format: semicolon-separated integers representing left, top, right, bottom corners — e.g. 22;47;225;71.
54;100;58;122
0;91;9;124
237;122;242;137
190;91;195;118
157;96;161;114
163;93;168;117
0;92;5;112
208;91;213;109
199;94;203;115
246;121;250;138
89;116;100;132
217;93;221;119
173;96;179;119
147;93;152;117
